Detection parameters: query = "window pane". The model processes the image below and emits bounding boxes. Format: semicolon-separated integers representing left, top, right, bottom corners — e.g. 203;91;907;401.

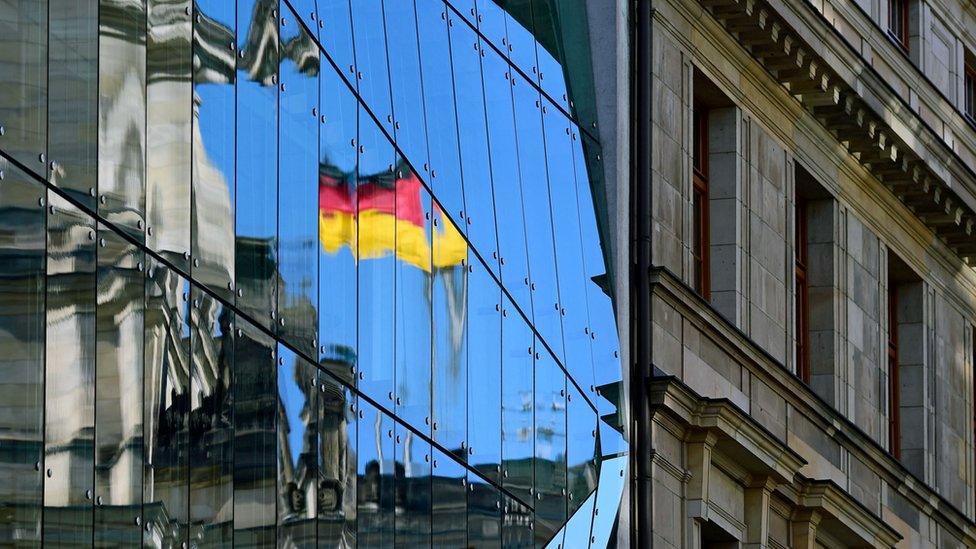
566;384;597;517
48;0;98;209
143;259;191;546
236;0;279;330
356;401;394;546
189;289;234;545
317;62;358;383
318;0;355;84
193;0;237;301
101;0;146;240
146;0;191;271
233;316;277;546
317;373;356;545
467;474;501;547
533;349;566;545
350;0;393;134
501;299;532;504
431;447;466;546
502;492;532;546
44;197;95;545
501;0;539;85
467;256;501;483
278;8;320;356
432;208;467;452
395;427;431;545
0;1;47;171
276;345;317;546
385;0;428;171
473;0;506;55
532;4;570;112
95;224;145;545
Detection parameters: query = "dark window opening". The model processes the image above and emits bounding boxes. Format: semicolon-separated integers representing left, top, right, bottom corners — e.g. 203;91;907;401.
795;193;810;384
888;0;910;52
692;106;709;300
965;51;976;123
887;282;900;459
887;252;920;461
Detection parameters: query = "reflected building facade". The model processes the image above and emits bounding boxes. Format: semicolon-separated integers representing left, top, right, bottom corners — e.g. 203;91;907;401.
0;0;624;547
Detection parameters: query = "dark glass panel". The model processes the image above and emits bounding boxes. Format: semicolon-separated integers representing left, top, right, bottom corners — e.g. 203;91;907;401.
356;114;395;405
232;316;277;547
501;493;532;548
236;0;279;330
0;0;47;171
431;205;466;453
500;0;539;86
431;449;466;547
530;3;569;112
318;0;356;84
0;164;45;546
350;0;393;134
95;224;145;545
48;0;98;209
532;349;565;545
481;52;530;313
100;0;147;240
188;288;234;545
316;373;356;546
193;0;237;301
545;109;592;392
278;9;320;356
356;401;394;547
143;258;191;547
416;0;465;224
317;61;358;384
512;75;562;361
449;25;498;275
384;0;428;171
394;167;432;435
43;197;95;546
276;345;317;547
565;384;596;520
466;257;500;483
395;426;430;547
146;0;191;272
466;475;501;549
500;299;532;504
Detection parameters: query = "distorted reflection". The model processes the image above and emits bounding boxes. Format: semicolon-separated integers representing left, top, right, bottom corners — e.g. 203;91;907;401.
317;372;356;546
277;346;317;545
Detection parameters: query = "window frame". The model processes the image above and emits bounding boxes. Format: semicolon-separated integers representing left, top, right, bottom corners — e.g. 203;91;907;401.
692;106;710;300
888;0;910;53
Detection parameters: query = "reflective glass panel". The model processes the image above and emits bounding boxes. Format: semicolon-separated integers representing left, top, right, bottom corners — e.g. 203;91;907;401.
233;316;277;547
44;197;95;546
317;62;358;384
48;0;98;209
356;401;394;546
431;447;466;547
502;493;532;547
0;0;46;171
350;0;393;134
533;349;566;545
193;0;237;301
318;0;356;84
278;8;320;356
276;345;317;546
432;206;467;453
473;0;506;55
384;0;428;171
95;224;145;545
466;258;501;483
395;425;431;546
566;384;597;519
466;474;501;548
501;0;539;86
500;299;532;504
530;4;570;111
236;0;279;330
143;258;191;546
100;0;147;239
189;288;234;545
316;372;356;545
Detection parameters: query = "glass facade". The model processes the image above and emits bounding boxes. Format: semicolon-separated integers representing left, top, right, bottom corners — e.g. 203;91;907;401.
0;0;622;546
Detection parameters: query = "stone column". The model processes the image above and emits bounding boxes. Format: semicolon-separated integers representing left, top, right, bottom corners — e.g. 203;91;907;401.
743;476;778;548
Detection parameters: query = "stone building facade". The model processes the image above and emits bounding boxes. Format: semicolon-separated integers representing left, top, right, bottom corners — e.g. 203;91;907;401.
625;0;976;544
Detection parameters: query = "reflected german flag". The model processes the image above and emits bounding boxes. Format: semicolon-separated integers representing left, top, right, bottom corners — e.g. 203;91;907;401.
319;160;466;271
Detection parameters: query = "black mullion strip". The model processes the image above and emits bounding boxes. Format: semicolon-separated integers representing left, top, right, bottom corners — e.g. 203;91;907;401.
281;0;600;418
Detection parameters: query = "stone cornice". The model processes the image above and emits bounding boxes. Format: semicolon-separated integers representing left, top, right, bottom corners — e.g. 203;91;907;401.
796;478;902;547
697;0;976;262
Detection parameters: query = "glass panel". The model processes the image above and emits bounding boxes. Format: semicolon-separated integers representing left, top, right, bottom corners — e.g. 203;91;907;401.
317;62;358;384
473;0;506;56
146;0;191;272
531;4;570;112
236;0;279;330
276;345;317;547
533;350;566;545
416;0;464;224
193;0;237;301
316;372;356;545
482;52;530;313
566;384;597;519
318;0;356;84
350;0;393;134
100;0;147;239
95;224;145;545
278;8;320;356
466;474;501;548
0;0;47;171
449;25;498;276
500;299;532;504
395;425;430;546
357;115;395;405
589;456;627;548
431;448;466;547
44;197;95;546
356;400;394;546
384;0;428;172
466;257;500;483
512;76;562;361
502;0;539;85
502;493;532;547
143;258;191;546
48;0;98;209
432;205;467;453
290;0;317;28
233;316;277;547
188;288;234;545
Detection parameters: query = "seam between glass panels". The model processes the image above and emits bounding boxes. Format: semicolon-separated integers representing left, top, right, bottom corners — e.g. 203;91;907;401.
0;143;537;515
280;0;601;416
